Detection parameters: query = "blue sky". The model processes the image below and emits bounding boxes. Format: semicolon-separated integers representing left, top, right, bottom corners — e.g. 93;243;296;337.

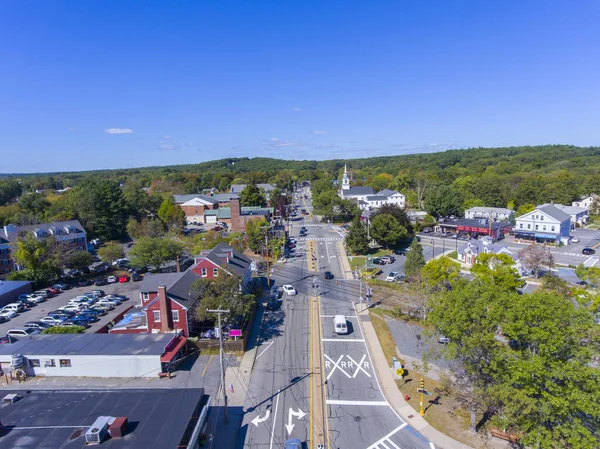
1;1;599;173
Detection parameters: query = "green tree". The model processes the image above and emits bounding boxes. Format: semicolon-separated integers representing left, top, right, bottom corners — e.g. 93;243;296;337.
346;217;369;254
97;242;125;264
18;193;51;219
470;253;522;292
66;250;95;271
75;179;128;240
128;237;184;271
516;203;535;217
192;272;255;321
369;214;409;248
245;217;268;253
8;233;62;284
424;185;462;218
371;204;413;235
43;325;86;334
421;256;461;290
157;196;186;232
0;179;22;206
496;292;600;448
240;183;266;207
126;217;165;239
404;239;425;277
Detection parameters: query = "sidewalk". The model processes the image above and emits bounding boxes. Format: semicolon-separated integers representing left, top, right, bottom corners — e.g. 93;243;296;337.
337;241;354;279
208;293;266;449
355;303;474;449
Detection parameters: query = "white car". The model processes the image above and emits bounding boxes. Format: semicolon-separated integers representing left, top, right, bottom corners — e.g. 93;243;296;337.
97;298;120;307
107;275;118;283
570;237;580;243
40;316;67;325
59;304;86;313
386;272;400;282
27;295;46;304
282;285;297;296
0;310;17;319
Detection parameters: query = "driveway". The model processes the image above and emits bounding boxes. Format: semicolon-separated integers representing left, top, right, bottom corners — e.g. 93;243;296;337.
0;280;142;336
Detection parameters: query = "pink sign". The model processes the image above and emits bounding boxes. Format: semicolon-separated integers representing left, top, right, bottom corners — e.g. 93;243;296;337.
229;329;242;337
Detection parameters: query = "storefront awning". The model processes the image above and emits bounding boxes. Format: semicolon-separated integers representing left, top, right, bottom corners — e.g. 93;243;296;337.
161;336;187;363
534;233;557;239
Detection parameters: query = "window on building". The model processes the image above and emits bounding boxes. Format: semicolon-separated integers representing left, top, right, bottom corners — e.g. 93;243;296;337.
30;359;40;367
142;292;149;301
551;226;555;231
44;359;56;367
172;310;179;322
543;225;547;231
540;215;544;221
201;268;207;277
519;223;523;229
154;310;161;322
213;268;219;277
59;359;71;368
535;225;539;230
527;224;531;229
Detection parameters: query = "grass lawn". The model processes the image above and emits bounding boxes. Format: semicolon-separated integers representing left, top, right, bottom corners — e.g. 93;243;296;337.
348;256;366;270
367;247;393;257
369;308;403;365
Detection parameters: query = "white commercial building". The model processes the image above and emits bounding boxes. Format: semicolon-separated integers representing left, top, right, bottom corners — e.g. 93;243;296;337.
464;207;514;222
0;333;186;378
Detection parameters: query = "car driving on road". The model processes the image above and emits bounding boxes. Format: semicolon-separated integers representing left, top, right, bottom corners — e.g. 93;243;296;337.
282;285;297;296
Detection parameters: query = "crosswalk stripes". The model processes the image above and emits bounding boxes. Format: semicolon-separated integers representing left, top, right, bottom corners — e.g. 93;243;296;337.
290;224;329;227
297;237;344;241
366;424;407;449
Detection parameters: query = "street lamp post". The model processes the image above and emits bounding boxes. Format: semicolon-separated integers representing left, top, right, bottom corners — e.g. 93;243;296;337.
431;239;435;259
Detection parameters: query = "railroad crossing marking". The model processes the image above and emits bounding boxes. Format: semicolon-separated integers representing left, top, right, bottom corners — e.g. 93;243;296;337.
395;367;405;377
324;354;371;379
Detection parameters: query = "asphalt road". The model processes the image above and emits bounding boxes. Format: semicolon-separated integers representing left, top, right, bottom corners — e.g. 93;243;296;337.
240;189;434;449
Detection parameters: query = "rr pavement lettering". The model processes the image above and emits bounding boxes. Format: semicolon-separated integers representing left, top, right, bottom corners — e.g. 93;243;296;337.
324;354;371;380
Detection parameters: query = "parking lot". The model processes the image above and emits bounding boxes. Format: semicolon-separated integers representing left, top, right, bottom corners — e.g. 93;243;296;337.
0;280;142;336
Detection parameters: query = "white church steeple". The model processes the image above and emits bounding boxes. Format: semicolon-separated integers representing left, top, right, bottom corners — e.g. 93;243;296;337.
342;164;350;191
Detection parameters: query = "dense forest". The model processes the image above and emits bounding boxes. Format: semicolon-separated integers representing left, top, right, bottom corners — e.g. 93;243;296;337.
1;145;599;235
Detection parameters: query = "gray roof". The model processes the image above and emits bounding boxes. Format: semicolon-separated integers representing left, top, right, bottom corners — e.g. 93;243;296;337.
0;280;32;296
0;333;176;357
537;205;572;222
173;194;218;204
365;195;388;202
377;189;401;197
0;388;207;449
203;242;252;278
139;272;184;294
465;206;513;214
2;220;85;241
458;239;515;259
538;203;588;215
343;186;374;196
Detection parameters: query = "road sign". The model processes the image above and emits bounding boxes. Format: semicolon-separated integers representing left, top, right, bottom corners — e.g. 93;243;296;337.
417;388;433;396
395;367;405;377
229;329;242;338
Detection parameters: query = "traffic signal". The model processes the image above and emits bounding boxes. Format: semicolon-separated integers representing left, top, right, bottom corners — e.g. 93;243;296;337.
420;378;424;389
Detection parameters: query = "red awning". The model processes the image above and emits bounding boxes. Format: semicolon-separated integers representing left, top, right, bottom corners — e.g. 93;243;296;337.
161;336;187;363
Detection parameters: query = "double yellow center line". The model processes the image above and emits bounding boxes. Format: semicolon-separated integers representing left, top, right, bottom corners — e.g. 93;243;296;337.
309;295;330;449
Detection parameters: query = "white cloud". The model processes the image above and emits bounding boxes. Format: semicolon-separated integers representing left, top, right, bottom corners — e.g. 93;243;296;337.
158;143;180;151
105;128;133;134
292;108;302;112
312;130;327;135
263;139;299;149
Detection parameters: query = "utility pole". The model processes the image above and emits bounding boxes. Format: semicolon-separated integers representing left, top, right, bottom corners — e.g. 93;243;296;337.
207;307;231;423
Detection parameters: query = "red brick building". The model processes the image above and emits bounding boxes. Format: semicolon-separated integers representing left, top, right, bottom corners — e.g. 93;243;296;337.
110;243;253;336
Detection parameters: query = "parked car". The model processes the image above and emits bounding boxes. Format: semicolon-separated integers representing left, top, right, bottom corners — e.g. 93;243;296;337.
571;237;580;243
90;290;105;297
3;303;25;313
109;294;128;301
97;298;120;307
46;286;60;295
422;227;433;233
386;272;400;282
76;278;93;287
24;321;51;331
266;297;281;310
59;304;87;313
380;256;395;264
0;310;17;319
27;295;46;304
94;278;109;286
88;306;109;315
118;275;130;283
0;316;9;324
48;310;76;318
61;320;91;328
107;275;118;283
7;328;40;339
372;258;386;265
438;335;450;344
40;316;67;325
132;272;142;282
282;285;297;296
582;247;596;255
72;313;99;323
34;289;52;299
53;283;72;290
16;297;37;308
393;248;406;255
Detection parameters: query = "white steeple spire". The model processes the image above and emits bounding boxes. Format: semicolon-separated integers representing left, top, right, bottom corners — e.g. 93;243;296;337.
342;163;350;191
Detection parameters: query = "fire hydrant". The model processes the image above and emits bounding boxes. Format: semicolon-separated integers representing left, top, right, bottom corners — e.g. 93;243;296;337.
404;394;410;401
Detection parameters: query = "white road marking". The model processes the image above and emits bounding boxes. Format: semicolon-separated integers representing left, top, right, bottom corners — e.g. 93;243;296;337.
256;341;274;360
429;443;436;449
251;409;271;427
12;426;89;430
347;354;371;378
320;315;358;319
324;354;352;379
269;389;281;449
326;399;388;406
322;338;365;342
324;354;371;378
366;423;407;449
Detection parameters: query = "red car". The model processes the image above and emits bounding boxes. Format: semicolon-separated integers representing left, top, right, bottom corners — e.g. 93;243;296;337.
118;275;130;283
46;287;60;295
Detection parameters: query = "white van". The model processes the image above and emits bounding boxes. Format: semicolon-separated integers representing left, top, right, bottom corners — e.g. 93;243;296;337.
333;315;348;335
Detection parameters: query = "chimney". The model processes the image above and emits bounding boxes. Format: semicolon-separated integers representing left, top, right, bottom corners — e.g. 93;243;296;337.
230;198;242;232
157;285;173;332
